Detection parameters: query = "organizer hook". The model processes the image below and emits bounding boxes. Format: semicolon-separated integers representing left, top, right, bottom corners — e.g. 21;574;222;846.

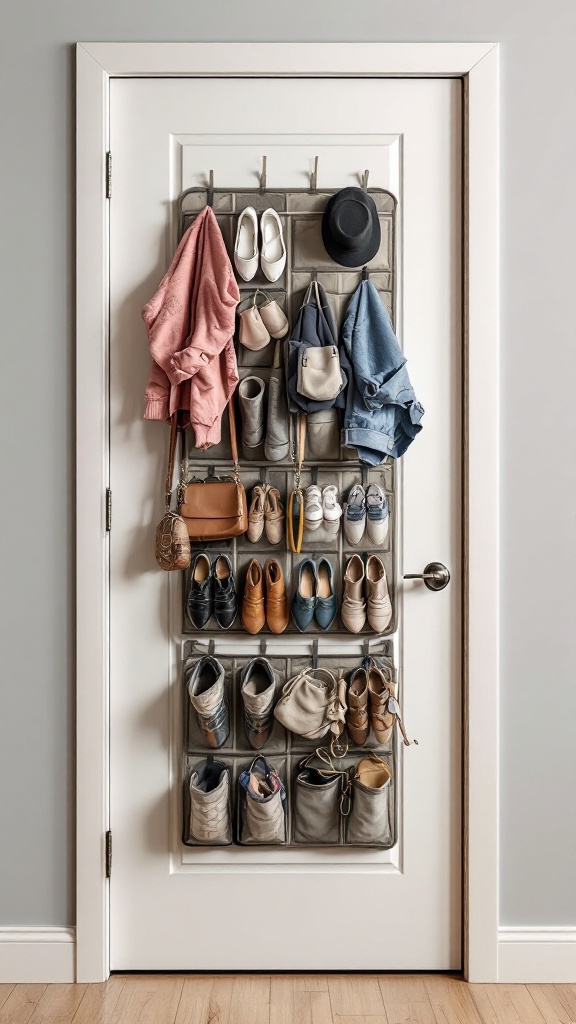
207;169;214;208
310;155;319;192
362;265;369;281
259;155;267;194
361;168;369;191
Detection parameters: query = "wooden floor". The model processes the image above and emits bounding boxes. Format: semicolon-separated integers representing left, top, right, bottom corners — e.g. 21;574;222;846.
0;976;575;1024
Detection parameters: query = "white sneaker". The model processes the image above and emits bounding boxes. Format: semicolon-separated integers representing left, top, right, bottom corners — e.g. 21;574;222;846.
322;485;342;525
260;209;286;282
343;483;366;546
234;207;259;281
366;483;389;546
304;485;323;531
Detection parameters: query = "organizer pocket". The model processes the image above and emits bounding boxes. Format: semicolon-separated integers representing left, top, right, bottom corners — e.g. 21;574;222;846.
238;756;287;844
305;409;341;460
293;760;343;844
346;758;393;846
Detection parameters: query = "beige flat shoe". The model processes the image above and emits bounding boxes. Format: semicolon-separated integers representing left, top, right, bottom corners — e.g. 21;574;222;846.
247;484;269;543
264;487;285;545
258;297;289;339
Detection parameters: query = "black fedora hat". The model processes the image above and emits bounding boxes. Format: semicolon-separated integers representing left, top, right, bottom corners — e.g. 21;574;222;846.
321;187;381;268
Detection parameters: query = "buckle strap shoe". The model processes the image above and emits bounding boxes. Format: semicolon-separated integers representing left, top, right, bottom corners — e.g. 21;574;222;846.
241;558;266;634
189;759;232;844
213;554;237;630
186;655;230;748
343;483;366;546
368;665;395;745
366;554;392;633
292;558;317;631
366;483;389;546
347;667;369;745
260;209;287;283
240;657;276;749
341;554;366;633
234;206;259;281
315;557;338;630
265;558;289;634
186;552;213;630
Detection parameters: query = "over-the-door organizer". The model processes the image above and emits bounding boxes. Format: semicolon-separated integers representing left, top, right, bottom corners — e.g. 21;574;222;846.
176;175;403;849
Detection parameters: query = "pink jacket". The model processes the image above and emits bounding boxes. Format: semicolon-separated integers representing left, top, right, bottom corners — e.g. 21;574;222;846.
143;207;240;448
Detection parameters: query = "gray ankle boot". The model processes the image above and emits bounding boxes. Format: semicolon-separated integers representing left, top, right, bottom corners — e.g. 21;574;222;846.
188;759;232;844
264;341;290;462
239;376;266;459
239;756;286;844
186;656;230;749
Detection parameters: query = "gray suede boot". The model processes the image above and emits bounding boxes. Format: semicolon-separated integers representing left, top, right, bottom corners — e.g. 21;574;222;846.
239;376;266;460
265;341;290;462
188;759;232;845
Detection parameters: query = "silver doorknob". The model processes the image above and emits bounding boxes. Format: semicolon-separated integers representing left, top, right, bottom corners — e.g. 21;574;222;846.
404;561;450;592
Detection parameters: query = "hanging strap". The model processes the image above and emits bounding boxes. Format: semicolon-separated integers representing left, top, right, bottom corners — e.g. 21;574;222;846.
227;398;240;478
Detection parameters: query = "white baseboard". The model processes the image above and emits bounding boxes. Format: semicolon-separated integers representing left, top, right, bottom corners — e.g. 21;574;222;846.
0;928;76;983
498;927;576;983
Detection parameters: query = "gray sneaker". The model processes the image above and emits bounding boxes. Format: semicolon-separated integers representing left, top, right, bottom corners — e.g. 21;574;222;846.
366;483;389;546
344;484;366;546
189;759;232;844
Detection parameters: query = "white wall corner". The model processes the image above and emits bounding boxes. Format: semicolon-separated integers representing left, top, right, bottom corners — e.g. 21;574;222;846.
0;928;76;983
498;927;576;983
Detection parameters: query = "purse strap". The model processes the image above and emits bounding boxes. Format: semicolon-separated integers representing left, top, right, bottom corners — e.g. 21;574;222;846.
164;414;180;512
227;398;240;478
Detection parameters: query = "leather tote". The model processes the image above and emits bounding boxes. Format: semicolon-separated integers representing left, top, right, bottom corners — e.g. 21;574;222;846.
155;415;192;571
297;344;344;402
178;401;248;542
273;667;347;750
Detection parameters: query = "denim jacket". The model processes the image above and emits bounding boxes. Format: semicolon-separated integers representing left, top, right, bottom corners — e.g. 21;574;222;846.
341;280;424;464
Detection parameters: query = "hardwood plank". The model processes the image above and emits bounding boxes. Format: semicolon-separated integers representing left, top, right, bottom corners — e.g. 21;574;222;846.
528;987;575;1024
200;977;235;1024
69;979;125;1024
552;989;576;1023
425;975;484;1024
174;978;216;1024
379;975;436;1024
471;985;546;1024
335;1016;388;1024
328;976;385;1017
270;978;330;1024
0;993;15;1015
0;987;47;1024
290;978;329;993
27;986;87;1024
227;976;269;1024
110;977;183;1024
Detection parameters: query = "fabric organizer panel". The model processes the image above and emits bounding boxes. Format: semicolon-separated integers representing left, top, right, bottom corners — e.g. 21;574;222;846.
181;645;397;850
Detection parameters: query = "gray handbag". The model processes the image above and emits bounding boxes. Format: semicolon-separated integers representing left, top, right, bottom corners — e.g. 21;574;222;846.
265;340;290;462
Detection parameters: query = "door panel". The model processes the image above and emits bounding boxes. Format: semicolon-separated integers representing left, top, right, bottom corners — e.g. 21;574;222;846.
109;77;461;969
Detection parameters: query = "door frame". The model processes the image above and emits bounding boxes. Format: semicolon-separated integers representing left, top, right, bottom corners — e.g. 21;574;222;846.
76;41;499;983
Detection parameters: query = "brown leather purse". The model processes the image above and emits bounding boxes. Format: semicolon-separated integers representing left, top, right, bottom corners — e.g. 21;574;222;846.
178;400;248;542
155;415;191;571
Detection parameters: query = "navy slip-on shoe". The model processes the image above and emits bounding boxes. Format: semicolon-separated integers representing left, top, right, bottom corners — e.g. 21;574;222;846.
315;557;338;630
291;558;317;631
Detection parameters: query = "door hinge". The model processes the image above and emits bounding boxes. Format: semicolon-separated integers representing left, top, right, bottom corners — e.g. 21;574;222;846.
105;151;112;199
105;830;112;878
106;488;112;531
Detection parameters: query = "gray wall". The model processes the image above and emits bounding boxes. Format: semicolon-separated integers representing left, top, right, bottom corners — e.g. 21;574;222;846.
1;0;575;929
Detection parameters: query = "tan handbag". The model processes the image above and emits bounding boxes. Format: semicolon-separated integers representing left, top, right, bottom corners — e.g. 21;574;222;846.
155;415;191;571
178;400;248;542
297;344;343;401
274;667;347;754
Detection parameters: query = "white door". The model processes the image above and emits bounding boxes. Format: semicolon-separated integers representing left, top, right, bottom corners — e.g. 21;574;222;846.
109;77;461;971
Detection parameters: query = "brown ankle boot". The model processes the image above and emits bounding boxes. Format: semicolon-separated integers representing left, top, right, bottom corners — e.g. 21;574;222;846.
368;667;395;744
265;558;289;634
241;559;266;634
347;667;369;745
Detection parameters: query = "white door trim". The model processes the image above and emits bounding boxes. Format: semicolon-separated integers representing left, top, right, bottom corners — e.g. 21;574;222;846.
76;41;500;983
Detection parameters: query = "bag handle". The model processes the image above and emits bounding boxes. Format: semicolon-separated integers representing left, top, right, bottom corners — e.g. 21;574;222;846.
287;412;307;553
177;400;240;491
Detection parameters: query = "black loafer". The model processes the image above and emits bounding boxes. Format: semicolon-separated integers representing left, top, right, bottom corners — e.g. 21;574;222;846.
187;553;213;629
213;554;237;630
